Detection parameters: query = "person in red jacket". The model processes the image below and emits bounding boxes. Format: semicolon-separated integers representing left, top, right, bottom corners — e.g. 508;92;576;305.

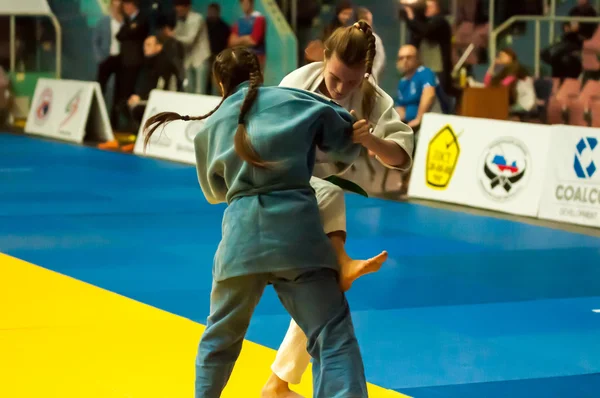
228;0;266;67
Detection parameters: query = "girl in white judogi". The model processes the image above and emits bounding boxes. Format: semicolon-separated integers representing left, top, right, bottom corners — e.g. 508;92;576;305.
262;21;414;398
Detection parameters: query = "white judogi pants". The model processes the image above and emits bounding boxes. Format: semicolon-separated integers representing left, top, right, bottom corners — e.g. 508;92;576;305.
270;176;346;384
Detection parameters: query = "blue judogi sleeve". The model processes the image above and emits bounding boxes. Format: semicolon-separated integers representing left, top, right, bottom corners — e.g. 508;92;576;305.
194;125;228;205
312;102;359;165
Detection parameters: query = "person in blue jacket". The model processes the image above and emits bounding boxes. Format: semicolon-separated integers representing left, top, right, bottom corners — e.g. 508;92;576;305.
143;47;368;398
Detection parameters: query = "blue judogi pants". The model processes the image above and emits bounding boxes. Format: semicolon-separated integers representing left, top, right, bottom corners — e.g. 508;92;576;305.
195;268;368;398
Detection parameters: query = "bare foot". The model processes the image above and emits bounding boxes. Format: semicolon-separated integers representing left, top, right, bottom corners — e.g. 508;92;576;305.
339;251;388;292
262;374;304;398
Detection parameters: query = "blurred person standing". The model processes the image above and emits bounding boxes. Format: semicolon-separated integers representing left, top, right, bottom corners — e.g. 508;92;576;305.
228;0;267;68
156;13;185;91
116;0;149;128
93;0;123;127
206;3;230;95
356;7;385;84
305;0;355;63
174;0;211;94
569;0;598;40
402;0;453;98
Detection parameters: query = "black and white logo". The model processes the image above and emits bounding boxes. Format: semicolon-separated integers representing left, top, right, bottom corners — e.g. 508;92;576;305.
479;138;530;200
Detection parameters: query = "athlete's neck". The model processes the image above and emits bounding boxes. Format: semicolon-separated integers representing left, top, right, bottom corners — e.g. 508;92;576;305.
318;80;332;100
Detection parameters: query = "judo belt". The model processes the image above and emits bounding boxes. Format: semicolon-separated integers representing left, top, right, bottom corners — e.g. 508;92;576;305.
323;175;369;198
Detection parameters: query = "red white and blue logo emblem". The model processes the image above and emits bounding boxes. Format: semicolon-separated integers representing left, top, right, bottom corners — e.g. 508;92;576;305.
35;87;53;124
479;138;530;200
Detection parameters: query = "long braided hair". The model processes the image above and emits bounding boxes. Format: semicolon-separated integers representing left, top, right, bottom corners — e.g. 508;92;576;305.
143;47;269;168
323;20;379;120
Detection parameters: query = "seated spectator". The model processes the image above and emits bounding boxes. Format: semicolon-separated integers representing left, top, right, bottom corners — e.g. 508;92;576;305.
394;44;439;130
356;7;386;84
569;0;598;40
123;35;180;133
485;48;536;113
174;0;211;94
402;0;453;97
228;0;266;67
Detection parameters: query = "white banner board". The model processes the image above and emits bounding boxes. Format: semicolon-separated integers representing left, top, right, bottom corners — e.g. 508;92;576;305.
133;90;222;165
25;78;114;144
0;0;52;14
538;125;600;227
408;114;551;217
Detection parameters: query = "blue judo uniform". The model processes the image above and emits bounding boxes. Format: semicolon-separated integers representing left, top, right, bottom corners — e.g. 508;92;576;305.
193;82;369;398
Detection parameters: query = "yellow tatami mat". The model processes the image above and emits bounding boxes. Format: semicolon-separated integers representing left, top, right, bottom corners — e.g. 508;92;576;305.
0;253;408;397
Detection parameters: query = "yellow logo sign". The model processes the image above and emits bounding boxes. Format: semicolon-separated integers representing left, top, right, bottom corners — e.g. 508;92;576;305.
426;124;461;190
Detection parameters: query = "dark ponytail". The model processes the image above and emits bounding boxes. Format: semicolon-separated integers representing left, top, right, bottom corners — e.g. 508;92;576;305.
143;47;271;168
143;101;225;151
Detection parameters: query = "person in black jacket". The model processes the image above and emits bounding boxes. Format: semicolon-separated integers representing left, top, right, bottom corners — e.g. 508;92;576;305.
569;0;598;40
115;0;150;128
541;22;584;81
124;35;179;133
206;3;231;95
403;0;455;104
156;13;185;91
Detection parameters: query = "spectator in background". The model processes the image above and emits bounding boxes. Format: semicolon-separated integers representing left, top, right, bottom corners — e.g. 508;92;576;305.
123;35;180;135
156;13;185;91
276;0;320;66
174;0;211;94
93;0;123;128
116;0;149;129
229;0;267;67
485;48;535;113
403;0;453;99
322;0;355;41
206;3;230;95
541;22;583;81
305;0;355;63
569;0;598;40
0;17;8;71
395;44;439;130
356;7;385;84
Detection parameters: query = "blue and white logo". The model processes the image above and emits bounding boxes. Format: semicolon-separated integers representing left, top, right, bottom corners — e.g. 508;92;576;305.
574;137;597;179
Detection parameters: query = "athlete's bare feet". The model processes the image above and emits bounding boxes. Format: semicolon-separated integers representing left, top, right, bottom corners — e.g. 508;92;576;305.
339;251;388;292
262;373;304;398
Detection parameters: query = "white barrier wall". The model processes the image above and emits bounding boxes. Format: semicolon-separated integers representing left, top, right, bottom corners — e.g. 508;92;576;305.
132;91;600;229
25;78;114;144
408;114;552;218
133;90;222;165
538;125;600;228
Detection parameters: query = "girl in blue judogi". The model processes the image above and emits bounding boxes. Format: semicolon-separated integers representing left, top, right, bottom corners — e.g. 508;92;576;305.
143;47;368;398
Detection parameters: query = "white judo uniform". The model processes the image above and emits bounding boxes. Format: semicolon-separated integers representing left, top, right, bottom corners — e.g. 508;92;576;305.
272;62;415;384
